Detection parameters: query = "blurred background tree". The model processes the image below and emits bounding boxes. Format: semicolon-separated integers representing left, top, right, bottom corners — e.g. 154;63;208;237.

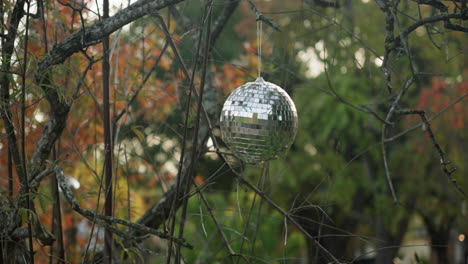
0;0;466;263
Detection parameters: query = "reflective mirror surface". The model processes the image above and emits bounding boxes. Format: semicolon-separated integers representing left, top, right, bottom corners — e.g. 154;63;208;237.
220;77;298;163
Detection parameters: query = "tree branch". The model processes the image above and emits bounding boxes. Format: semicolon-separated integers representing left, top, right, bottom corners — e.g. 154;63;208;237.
54;166;193;248
384;92;468;142
169;0;239;54
169;5;193;32
375;0;396;94
304;0;340;8
412;0;448;12
37;0;184;75
245;0;281;31
0;0;27;184
234;172;342;263
28;74;70;179
395;109;467;198
399;12;467;41
113;41;169;124
11;225;55;246
210;0;240;48
380;77;415;203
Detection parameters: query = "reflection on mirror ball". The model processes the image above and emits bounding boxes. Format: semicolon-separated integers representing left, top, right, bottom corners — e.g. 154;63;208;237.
220;77;298;163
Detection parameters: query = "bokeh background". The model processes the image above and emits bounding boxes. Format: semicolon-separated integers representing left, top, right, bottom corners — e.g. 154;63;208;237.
0;0;466;263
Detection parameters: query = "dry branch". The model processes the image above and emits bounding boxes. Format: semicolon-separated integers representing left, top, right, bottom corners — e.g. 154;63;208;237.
54;166;193;249
37;0;184;74
395;109;467;199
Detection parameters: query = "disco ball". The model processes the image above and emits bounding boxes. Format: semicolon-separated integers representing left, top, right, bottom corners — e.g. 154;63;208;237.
220;77;298;163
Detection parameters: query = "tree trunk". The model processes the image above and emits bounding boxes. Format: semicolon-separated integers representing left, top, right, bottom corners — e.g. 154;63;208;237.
374;216;403;264
429;230;451;264
423;215;454;264
305;234;351;264
432;246;450;264
294;204;357;263
363;154;413;264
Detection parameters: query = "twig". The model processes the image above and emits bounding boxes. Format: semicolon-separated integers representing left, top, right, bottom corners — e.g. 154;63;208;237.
395;10;468;47
30;166;56;189
375;0;395;93
37;0;186;74
245;0;281;31
193;180;236;260
54;166;193;248
29;55;98;182
380;77;415;203
304;0;340;8
158;10;205;263
385;92;468;142
210;0;240;48
323;53;391;125
395;109;467;198
249;163;267;256
381;130;398;203
102;0;113;260
155;14;216;137
0;0;27;188
113;41;169;124
20;3;35;262
72;55;101;100
169;6;193;32
417;4;442;50
51;144;65;264
391;3;418;77
353;243;448;263
234;172;343;263
11;225;55;246
236;166;264;264
176;3;213;262
412;0;448;11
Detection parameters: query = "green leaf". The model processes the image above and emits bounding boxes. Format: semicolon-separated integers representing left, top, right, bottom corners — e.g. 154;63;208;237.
6;73;18;89
18;208;38;226
37;193;51;212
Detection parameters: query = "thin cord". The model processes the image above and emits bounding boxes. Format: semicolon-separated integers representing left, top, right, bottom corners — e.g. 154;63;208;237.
257;20;262;78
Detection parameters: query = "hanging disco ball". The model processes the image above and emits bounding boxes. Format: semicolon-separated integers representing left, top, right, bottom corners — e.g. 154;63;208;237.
220;77;298;163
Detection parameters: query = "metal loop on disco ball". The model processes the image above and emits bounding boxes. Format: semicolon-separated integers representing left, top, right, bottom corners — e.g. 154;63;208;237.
220;77;298;164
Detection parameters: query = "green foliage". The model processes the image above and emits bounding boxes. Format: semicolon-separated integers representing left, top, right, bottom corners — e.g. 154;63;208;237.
176;190;305;263
3;0;465;262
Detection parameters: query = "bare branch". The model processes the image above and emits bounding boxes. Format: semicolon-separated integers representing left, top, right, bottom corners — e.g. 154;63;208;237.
169;6;193;32
27;77;71;179
29;56;98;184
384;92;468;142
380;77;415;203
0;0;27;184
210;0;240;47
395;109;467;198
375;0;396;93
245;0;281;31
399;12;468;41
412;0;448;11
114;41;169;124
234;171;343;263
54;166;193;248
170;0;240;52
37;0;185;75
304;0;340;8
11;225;55;246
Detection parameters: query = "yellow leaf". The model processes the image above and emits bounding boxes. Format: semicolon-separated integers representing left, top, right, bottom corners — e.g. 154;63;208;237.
131;125;145;141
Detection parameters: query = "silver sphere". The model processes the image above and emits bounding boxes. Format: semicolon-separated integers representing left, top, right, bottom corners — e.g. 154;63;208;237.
220;77;298;163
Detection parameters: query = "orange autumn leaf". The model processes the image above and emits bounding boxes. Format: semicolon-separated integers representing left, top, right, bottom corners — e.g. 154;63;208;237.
159;56;172;71
195;174;204;185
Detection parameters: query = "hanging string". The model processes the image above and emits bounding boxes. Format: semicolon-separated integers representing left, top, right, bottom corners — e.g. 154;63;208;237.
256;19;262;78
